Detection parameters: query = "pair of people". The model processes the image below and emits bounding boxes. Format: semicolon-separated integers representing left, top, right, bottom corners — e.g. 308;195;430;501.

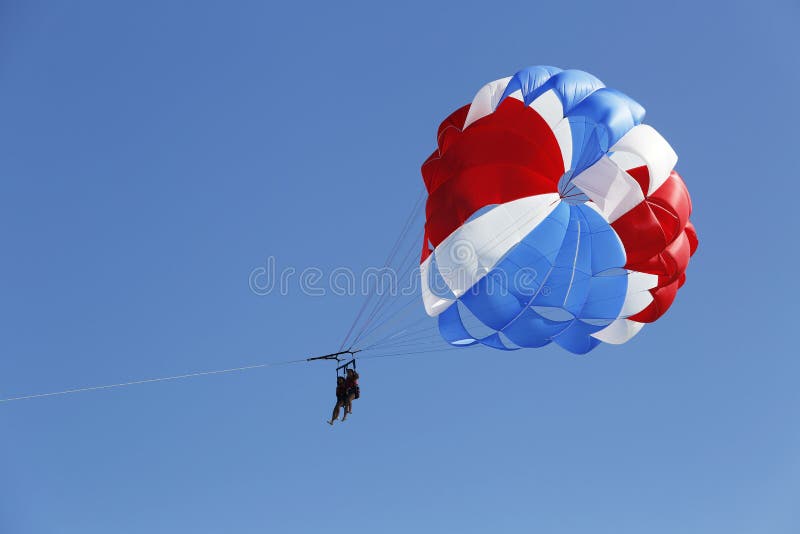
327;368;359;425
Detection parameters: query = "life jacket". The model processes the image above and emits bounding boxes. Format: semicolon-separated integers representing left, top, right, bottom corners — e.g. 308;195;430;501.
344;372;359;390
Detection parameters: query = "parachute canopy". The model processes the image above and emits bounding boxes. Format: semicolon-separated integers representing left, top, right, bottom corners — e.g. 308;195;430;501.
420;66;698;355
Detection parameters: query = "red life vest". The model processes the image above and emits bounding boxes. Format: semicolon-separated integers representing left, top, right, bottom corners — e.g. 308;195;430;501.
345;373;359;390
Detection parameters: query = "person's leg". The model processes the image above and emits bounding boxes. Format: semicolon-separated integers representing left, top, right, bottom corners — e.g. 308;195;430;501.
346;393;355;414
328;401;342;425
342;399;350;421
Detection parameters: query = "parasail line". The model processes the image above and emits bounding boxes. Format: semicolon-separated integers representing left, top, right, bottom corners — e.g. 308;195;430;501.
0;350;365;405
0;358;313;404
339;189;425;351
352;225;425;344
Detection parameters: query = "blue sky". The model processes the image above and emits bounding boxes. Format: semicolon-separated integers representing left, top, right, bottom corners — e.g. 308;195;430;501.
1;1;798;532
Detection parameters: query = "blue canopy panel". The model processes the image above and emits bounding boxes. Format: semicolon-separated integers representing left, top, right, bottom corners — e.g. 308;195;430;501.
497;66;645;187
437;203;628;355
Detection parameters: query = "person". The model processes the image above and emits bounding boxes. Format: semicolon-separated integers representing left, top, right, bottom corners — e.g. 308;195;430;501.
344;367;360;415
327;376;347;425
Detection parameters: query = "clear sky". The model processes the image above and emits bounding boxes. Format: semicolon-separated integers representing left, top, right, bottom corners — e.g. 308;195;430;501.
1;1;798;533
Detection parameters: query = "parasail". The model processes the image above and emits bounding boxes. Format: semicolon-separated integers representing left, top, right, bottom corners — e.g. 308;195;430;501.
419;66;698;354
0;67;703;406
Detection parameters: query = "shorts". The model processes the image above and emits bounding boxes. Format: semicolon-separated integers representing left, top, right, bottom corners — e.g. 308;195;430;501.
346;386;360;400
